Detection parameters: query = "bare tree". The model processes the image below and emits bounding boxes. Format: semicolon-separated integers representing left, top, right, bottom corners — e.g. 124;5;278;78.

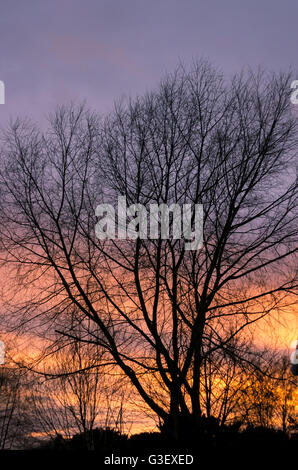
274;354;297;433
0;350;32;449
29;340;125;448
200;332;254;427
0;61;297;439
237;350;297;431
0;366;20;449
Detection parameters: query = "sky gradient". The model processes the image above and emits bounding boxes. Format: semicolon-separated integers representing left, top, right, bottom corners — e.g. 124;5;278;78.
0;1;297;349
0;2;297;440
0;0;298;128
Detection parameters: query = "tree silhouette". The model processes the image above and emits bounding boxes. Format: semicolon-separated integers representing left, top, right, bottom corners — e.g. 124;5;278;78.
0;61;297;440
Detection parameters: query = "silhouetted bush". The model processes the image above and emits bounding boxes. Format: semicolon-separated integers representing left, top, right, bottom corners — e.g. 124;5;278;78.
129;432;169;449
239;426;289;443
70;427;128;451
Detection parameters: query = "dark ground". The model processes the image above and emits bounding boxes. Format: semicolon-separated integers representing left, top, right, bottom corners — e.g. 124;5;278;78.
0;425;296;466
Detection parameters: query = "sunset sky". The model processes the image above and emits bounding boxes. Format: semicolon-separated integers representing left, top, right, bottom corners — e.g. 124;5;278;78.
0;3;297;450
1;0;297;346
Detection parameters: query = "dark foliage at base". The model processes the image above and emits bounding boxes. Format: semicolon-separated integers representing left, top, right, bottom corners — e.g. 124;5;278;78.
21;422;297;460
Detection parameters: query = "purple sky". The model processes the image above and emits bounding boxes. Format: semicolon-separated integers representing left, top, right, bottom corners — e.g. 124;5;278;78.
0;0;297;128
